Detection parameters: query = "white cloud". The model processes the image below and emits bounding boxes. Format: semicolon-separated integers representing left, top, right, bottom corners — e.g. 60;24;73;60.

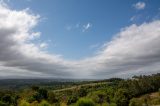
133;2;146;10
29;32;41;40
130;16;136;21
90;43;100;49
40;42;48;49
65;23;79;31
0;3;160;79
130;14;142;22
0;3;73;78
82;23;92;32
66;23;92;32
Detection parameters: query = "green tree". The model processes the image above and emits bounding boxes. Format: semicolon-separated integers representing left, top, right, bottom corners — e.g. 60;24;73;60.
0;101;7;106
47;92;58;103
78;87;88;97
38;88;48;100
1;94;12;104
114;89;130;106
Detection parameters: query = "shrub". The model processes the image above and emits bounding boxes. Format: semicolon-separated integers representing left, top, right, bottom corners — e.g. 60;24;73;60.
19;100;30;106
1;94;12;104
114;88;130;106
47;92;59;103
0;101;8;106
67;95;78;105
38;100;51;106
27;96;37;103
78;87;88;97
129;98;141;106
31;86;39;91
76;98;95;106
110;103;117;106
87;90;107;104
38;88;48;100
30;101;39;106
150;98;160;105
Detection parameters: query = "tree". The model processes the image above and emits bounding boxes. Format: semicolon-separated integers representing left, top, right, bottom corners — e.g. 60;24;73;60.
78;87;88;97
87;90;106;105
0;101;7;106
67;95;78;105
114;89;130;106
31;86;39;91
47;92;58;103
38;88;48;100
1;94;12;104
19;100;30;106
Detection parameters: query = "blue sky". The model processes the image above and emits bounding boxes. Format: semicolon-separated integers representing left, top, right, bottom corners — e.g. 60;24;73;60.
7;0;160;60
0;0;160;78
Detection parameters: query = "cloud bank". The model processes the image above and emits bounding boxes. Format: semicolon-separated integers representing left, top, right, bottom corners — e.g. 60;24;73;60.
0;3;160;79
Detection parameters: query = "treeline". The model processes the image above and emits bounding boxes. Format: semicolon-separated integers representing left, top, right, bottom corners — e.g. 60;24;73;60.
0;90;19;106
114;73;160;106
0;79;89;90
119;73;160;97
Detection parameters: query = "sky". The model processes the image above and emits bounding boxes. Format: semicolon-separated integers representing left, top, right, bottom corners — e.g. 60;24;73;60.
0;0;160;79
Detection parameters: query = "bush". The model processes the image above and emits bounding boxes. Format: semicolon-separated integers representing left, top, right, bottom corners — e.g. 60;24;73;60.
114;89;130;106
129;98;141;106
76;98;95;106
78;87;88;97
150;98;160;105
67;95;78;105
31;86;39;91
28;88;48;102
38;100;51;106
47;92;59;103
0;101;8;106
110;103;117;106
30;101;39;106
1;94;12;104
87;90;107;104
19;100;30;106
27;96;37;103
38;88;48;100
87;92;99;103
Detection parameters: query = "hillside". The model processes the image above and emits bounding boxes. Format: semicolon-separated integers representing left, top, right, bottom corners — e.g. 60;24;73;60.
0;73;160;106
130;92;160;106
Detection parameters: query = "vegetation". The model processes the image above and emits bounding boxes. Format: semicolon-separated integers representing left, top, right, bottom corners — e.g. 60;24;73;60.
0;73;160;106
76;98;95;106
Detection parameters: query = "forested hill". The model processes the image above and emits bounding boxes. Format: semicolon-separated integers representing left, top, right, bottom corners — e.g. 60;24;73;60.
0;73;160;106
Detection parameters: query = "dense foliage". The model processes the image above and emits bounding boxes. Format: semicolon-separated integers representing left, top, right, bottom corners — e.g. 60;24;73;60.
0;73;160;106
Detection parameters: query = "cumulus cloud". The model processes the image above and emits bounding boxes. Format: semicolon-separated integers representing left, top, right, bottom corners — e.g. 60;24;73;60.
133;2;146;10
0;3;73;78
0;3;160;79
97;21;160;77
72;20;160;78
